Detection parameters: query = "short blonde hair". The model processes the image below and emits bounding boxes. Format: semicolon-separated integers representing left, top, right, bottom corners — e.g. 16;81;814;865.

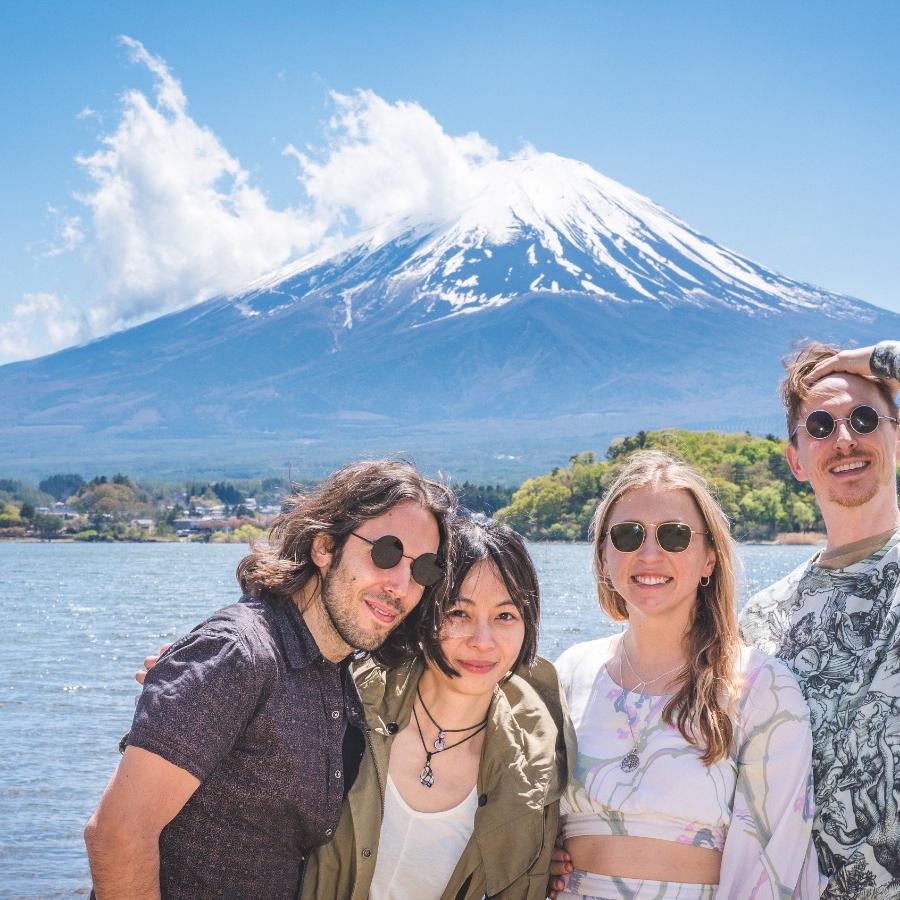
590;450;739;764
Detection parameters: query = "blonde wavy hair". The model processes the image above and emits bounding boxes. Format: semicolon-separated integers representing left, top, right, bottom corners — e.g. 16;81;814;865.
590;450;740;764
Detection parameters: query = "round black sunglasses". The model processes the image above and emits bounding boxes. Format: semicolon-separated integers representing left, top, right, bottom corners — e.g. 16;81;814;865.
350;532;443;587
791;405;898;441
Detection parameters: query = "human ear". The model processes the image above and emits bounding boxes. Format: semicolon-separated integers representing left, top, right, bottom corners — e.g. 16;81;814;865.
311;534;335;575
702;548;716;580
785;441;809;482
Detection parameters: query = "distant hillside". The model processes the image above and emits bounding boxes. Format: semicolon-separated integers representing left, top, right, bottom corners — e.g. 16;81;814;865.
495;430;822;541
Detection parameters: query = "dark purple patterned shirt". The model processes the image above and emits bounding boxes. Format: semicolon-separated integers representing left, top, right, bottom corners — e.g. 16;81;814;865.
125;594;365;899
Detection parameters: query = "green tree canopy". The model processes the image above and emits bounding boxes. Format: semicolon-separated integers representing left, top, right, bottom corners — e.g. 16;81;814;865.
497;429;825;541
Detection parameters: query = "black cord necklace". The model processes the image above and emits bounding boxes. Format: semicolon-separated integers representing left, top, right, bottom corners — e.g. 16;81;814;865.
412;695;488;788
416;684;486;750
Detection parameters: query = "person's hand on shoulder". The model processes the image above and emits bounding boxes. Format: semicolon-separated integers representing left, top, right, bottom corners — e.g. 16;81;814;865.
135;644;171;686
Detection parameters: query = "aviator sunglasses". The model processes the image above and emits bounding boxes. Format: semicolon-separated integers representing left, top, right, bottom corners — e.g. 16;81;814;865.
791;405;899;441
350;532;443;587
607;521;709;554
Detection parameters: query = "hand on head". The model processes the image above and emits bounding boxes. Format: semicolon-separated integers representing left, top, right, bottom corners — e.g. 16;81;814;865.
805;345;900;394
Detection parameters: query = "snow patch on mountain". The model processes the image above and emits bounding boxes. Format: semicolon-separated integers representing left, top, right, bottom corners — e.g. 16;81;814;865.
220;149;871;331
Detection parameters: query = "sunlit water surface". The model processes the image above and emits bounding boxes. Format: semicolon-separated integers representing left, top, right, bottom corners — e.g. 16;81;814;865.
0;541;815;897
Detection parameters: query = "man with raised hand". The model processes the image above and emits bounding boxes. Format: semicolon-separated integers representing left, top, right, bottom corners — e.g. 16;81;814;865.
741;341;900;898
85;459;453;900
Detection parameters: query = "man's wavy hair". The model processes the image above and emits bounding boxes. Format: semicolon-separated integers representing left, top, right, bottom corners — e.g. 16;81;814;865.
590;450;740;765
782;342;899;444
237;459;456;666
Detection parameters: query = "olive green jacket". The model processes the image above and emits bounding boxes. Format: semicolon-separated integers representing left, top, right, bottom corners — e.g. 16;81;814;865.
300;655;574;900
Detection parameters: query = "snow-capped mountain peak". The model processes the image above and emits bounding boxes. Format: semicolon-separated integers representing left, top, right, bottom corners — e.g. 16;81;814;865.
231;150;864;331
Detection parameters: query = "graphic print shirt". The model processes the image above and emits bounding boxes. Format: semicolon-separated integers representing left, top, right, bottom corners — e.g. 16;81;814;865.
741;530;900;899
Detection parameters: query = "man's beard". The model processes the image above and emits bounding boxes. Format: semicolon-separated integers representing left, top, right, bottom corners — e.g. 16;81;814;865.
827;481;880;508
822;451;885;508
319;566;401;652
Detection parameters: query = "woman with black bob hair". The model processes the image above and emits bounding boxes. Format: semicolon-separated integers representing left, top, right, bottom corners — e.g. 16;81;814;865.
300;515;573;900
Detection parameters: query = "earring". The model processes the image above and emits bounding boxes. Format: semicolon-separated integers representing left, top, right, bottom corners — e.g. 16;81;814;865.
699;575;711;587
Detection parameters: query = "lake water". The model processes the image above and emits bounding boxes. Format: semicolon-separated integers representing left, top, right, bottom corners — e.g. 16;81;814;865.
0;541;816;898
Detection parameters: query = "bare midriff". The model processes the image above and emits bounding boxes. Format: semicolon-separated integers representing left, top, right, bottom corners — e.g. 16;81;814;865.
565;835;722;884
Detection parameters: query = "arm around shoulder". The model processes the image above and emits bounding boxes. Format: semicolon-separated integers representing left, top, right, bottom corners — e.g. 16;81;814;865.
85;746;200;900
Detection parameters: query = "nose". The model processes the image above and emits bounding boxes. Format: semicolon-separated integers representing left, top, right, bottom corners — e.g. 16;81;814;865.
381;559;414;601
833;418;857;452
637;528;665;559
466;617;496;649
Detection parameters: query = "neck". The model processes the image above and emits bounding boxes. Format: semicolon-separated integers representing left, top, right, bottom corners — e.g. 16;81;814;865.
622;607;690;679
293;582;352;664
417;667;494;729
820;491;900;553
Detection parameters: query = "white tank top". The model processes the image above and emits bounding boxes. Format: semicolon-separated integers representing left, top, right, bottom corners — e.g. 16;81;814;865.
368;774;478;900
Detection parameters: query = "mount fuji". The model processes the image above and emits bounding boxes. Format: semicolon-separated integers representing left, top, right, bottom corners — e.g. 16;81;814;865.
2;152;897;481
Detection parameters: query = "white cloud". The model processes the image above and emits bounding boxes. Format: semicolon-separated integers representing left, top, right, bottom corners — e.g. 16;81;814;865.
41;208;85;257
291;89;499;230
0;294;86;363
75;36;327;333
9;41;508;362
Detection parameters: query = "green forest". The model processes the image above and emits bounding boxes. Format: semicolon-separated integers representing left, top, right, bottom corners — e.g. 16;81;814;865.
0;429;845;543
494;429;824;542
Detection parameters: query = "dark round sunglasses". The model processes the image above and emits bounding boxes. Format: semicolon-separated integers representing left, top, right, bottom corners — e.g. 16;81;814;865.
607;521;709;554
350;532;443;587
791;404;899;441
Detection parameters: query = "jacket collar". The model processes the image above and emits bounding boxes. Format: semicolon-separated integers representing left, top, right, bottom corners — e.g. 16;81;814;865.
353;654;574;896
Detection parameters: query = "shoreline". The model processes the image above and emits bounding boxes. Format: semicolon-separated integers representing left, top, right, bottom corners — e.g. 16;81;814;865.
0;532;829;546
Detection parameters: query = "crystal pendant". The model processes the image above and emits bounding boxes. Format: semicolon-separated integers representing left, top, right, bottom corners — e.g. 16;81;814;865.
433;730;446;751
620;750;640;773
419;764;434;788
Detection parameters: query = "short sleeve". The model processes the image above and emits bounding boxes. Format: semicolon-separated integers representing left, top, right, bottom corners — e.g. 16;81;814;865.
718;655;821;898
126;626;272;782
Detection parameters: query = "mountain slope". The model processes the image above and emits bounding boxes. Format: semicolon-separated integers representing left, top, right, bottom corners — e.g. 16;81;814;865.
1;151;895;481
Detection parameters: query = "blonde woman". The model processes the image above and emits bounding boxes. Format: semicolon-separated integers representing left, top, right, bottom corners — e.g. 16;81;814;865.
553;451;820;899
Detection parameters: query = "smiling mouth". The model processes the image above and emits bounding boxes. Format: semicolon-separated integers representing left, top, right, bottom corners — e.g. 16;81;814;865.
632;575;672;586
458;660;497;674
829;460;870;476
364;597;400;625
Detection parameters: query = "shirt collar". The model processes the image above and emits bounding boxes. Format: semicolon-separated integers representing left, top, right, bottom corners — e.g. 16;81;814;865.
265;595;325;671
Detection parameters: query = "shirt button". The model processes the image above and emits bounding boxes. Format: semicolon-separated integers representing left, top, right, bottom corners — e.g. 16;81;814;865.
386;722;399;734
478;793;488;807
325;828;334;837
334;769;342;779
362;848;372;858
331;710;341;720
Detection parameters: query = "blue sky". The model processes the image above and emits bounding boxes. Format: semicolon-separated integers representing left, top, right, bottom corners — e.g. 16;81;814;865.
2;1;898;363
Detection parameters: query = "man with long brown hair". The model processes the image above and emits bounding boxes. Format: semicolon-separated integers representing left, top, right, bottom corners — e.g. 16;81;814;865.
742;340;900;898
85;459;454;900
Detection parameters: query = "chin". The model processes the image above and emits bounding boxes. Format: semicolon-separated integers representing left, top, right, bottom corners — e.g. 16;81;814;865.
451;668;503;692
827;483;880;508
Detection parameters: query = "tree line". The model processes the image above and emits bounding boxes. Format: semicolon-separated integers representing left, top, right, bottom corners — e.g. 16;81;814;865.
494;429;825;542
1;430;836;543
